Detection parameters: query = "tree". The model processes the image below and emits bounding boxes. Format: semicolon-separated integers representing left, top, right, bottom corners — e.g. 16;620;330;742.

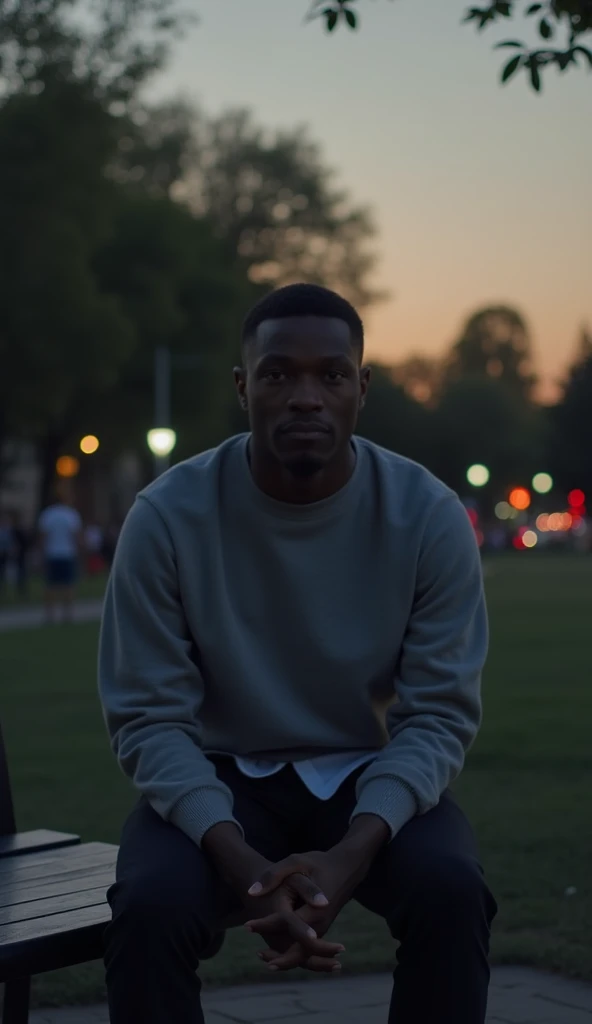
91;191;260;465
432;375;543;494
305;0;592;91
115;103;385;310
443;305;536;401
549;335;592;493
0;0;190;107
391;355;443;407
0;81;135;505
356;364;433;467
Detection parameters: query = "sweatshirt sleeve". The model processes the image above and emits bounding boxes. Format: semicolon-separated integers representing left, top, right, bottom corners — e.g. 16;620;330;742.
98;495;243;847
351;494;488;840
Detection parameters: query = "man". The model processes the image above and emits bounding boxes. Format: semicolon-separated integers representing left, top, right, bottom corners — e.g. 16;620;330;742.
99;283;497;1024
38;483;82;623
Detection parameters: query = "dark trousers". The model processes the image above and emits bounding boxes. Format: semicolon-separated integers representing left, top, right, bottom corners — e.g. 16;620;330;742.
105;757;497;1024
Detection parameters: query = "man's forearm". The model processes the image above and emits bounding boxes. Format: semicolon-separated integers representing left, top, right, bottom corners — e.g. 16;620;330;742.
331;814;390;878
202;822;268;894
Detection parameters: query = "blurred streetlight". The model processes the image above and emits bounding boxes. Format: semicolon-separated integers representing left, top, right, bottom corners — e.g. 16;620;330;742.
56;455;80;479
532;472;553;494
509;487;531;511
467;464;490;488
147;428;177;476
495;501;512;520
80;435;100;455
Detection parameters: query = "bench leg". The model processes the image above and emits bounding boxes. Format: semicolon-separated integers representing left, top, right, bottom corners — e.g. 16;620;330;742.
2;977;31;1024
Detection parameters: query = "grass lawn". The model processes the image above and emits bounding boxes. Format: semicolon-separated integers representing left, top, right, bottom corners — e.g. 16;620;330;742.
1;554;591;1006
0;573;107;610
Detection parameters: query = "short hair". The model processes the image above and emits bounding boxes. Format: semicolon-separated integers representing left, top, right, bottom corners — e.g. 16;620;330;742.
241;283;364;358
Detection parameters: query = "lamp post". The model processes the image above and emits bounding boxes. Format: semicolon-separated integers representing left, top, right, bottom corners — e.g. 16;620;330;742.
148;347;175;476
148;347;202;477
147;428;177;477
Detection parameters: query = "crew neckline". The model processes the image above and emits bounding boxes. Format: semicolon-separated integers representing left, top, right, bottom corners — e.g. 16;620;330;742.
237;434;364;522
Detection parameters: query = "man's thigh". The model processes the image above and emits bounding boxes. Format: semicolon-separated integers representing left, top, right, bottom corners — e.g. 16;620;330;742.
305;776;488;931
111;759;300;932
355;790;492;935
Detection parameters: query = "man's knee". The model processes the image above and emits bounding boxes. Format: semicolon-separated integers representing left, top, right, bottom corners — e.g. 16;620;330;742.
107;875;212;954
409;853;497;922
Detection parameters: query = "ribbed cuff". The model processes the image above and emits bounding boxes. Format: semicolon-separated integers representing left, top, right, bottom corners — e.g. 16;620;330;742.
351;777;418;841
170;787;244;847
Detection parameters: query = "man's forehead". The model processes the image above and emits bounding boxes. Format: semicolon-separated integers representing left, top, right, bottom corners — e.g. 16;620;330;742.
255;315;352;350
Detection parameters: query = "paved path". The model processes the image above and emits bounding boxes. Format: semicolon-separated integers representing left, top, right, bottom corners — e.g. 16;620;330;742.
29;967;592;1023
0;599;103;632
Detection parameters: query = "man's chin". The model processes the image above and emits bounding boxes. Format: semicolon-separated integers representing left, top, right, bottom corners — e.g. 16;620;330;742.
280;452;327;478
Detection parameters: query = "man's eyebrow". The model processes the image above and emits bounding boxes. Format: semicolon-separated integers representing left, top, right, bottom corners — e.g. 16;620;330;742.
257;352;354;365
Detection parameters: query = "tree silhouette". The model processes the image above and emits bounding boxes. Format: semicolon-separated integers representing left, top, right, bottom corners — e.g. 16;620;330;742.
443;306;536;401
305;0;592;91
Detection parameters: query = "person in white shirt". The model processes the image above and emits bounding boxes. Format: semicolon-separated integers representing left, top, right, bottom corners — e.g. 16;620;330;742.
38;486;83;623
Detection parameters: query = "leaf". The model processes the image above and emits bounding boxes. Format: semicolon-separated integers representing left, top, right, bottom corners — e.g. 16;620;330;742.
573;46;592;68
345;8;357;28
526;3;542;13
325;9;339;31
462;7;484;24
501;53;522;82
539;18;553;39
478;10;495;30
495;40;525;48
529;59;542;91
555;50;573;71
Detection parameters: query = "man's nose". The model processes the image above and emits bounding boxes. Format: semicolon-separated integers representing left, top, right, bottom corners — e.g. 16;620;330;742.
287;377;324;412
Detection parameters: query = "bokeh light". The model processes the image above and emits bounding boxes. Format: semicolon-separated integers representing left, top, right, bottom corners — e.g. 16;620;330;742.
147;428;177;457
532;472;553;495
80;434;100;455
466;507;478;527
495;501;511;520
536;513;549;532
55;456;80;478
522;530;538;549
466;464;490;487
509;487;531;511
568;489;585;507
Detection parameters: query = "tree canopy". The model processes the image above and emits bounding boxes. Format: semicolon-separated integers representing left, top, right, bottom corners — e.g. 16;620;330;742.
306;1;592;91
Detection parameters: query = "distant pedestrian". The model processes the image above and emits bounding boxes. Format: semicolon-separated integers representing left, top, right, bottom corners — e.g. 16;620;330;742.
10;511;32;597
38;486;83;624
0;512;10;596
84;523;105;576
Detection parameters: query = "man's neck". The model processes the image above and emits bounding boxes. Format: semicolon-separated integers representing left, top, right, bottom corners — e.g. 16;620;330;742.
248;441;356;505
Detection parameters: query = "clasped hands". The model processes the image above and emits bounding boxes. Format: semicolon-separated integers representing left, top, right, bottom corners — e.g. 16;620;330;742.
243;848;361;974
204;815;389;975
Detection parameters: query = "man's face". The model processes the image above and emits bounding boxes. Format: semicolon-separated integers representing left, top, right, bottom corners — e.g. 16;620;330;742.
235;315;370;476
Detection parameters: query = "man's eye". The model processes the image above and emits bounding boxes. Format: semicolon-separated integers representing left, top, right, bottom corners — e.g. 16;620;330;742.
264;371;286;383
326;371;346;383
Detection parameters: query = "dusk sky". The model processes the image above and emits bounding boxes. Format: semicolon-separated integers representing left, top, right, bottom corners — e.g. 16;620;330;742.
149;0;592;399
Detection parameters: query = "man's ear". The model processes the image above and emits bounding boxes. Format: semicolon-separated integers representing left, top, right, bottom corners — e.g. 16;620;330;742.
359;365;371;409
233;367;248;411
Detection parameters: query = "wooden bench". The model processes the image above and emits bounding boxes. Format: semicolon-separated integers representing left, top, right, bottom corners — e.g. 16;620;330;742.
0;725;117;1024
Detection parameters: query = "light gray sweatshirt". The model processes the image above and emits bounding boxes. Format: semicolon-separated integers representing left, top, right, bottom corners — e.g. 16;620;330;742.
98;434;487;846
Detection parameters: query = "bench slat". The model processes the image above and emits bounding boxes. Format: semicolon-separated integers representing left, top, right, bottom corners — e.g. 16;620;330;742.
0;830;80;859
0;868;116;909
0;905;110;982
0;901;109;943
0;885;109;926
0;844;116;885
